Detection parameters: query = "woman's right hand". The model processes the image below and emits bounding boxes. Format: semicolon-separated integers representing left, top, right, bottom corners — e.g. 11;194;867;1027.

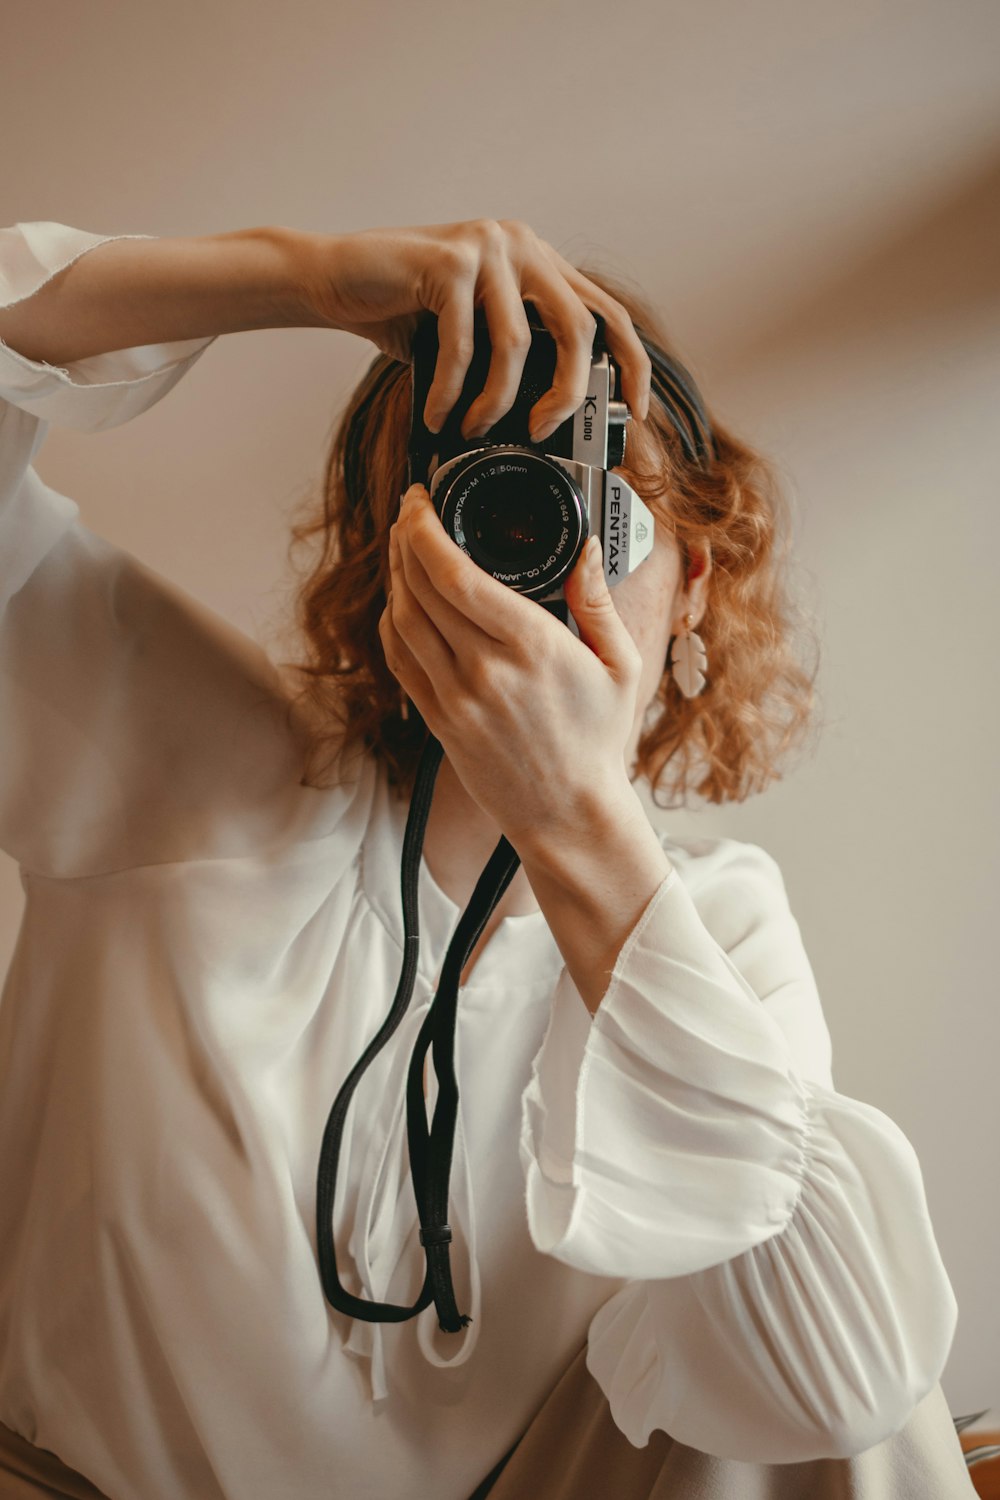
294;217;652;445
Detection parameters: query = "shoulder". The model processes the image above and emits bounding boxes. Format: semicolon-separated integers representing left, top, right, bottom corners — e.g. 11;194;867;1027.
656;829;791;927
655;829;834;1087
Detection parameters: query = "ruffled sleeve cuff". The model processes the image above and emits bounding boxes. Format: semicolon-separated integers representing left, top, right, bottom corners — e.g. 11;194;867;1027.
0;222;216;432
517;861;959;1462
519;867;812;1280
583;1074;958;1461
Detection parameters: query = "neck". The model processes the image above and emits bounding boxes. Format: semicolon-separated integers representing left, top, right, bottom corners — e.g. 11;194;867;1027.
420;755;541;918
417;717;645;920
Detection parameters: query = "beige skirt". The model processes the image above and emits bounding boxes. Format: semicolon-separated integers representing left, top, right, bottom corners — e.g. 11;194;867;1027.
0;1421;110;1499
0;1344;979;1499
480;1340;980;1499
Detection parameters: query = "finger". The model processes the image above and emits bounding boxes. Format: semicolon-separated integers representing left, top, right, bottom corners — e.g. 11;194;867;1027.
379;600;439;726
400;487;537;646
388;516;461;686
564;536;644;684
396;513;500;654
516;266;600;443
590;292;653;425
424;287;475;434
460;272;532;440
537;243;653;424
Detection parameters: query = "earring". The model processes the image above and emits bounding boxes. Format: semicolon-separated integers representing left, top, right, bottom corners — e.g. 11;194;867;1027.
668;613;708;698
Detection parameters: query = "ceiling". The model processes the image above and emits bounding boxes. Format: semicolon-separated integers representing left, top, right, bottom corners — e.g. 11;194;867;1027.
2;0;997;372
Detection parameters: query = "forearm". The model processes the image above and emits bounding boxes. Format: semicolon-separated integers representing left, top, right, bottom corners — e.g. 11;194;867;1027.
515;781;673;1016
0;224;322;366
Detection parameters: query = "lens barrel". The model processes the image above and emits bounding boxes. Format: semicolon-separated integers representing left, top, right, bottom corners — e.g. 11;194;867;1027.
433;447;588;598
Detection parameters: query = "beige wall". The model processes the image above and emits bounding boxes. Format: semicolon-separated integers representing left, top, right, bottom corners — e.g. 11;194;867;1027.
3;0;998;1419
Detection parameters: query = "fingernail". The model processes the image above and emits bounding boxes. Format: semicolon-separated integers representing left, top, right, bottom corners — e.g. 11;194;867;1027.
585;536;603;576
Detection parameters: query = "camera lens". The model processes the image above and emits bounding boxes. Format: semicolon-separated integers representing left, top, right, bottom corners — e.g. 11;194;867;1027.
434;447;586;598
471;484;564;568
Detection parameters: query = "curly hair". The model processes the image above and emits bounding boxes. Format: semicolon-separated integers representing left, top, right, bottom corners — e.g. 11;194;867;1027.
274;266;821;809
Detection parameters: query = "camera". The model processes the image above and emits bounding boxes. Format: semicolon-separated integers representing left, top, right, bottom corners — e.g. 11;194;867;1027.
407;303;654;632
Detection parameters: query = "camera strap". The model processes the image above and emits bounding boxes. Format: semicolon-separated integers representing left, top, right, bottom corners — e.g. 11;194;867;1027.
315;729;523;1335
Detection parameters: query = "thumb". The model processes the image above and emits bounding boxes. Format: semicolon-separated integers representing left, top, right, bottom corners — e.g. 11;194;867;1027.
565;537;630;670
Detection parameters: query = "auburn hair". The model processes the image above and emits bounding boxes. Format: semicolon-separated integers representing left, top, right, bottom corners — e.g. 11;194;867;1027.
275;267;821;809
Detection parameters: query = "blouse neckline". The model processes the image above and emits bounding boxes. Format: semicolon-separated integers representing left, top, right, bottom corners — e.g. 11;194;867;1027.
359;762;561;996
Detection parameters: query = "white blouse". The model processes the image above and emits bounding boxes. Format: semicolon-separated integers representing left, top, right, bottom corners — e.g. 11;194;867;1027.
0;222;959;1500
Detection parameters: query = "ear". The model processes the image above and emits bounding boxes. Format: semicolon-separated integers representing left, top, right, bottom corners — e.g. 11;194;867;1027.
674;539;712;634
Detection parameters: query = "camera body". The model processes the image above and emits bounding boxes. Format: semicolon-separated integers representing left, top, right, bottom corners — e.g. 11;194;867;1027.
407;304;654;633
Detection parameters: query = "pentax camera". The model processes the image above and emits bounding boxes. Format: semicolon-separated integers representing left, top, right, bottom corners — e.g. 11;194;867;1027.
407;303;654;632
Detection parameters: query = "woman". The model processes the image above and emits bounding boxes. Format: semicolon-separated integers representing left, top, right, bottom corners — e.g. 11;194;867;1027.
0;218;973;1498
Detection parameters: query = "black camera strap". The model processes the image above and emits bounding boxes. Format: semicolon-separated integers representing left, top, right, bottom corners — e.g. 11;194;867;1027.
315;729;522;1335
317;296;720;1372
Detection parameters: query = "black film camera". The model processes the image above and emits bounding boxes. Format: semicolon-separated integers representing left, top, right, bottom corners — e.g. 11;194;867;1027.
407;303;654;631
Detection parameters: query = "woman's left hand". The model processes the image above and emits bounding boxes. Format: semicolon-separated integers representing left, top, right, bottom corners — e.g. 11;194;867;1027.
380;482;644;853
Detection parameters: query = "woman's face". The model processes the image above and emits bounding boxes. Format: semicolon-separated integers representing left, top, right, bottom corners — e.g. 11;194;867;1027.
604;483;711;773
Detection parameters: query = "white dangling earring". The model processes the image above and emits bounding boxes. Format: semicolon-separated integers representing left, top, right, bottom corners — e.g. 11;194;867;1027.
669;613;708;698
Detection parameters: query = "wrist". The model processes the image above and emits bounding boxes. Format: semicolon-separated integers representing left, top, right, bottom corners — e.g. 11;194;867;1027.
200;224;334;332
253;224;343;330
271;225;359;332
512;775;673;1017
512;773;667;887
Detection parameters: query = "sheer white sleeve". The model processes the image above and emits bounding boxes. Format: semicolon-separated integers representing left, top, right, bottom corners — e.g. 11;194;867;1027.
519;837;958;1463
0;221;372;880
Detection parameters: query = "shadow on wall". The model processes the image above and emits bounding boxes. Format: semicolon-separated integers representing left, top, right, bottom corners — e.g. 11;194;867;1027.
721;143;1000;376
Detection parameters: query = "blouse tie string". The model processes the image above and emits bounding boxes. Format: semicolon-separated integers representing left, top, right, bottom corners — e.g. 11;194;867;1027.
338;998;483;1401
316;731;520;1361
